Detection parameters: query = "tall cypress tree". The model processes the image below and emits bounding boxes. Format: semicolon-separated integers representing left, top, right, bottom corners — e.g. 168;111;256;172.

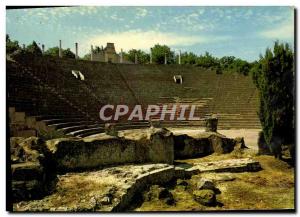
252;41;295;159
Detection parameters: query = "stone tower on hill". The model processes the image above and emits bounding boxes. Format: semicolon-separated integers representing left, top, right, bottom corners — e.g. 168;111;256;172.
92;42;125;63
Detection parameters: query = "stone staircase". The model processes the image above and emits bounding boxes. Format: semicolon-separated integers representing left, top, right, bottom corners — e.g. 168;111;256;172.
8;55;261;138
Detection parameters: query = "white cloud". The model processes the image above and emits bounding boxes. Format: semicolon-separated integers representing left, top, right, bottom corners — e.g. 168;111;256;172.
110;14;119;20
197;9;205;15
82;30;230;54
135;8;148;18
173;12;215;32
260;21;294;40
24;6;103;19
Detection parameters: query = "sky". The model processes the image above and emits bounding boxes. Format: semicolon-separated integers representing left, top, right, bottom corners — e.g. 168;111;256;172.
6;6;294;61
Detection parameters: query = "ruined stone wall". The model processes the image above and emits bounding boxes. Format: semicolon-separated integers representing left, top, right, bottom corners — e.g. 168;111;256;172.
46;130;174;171
93;51;120;63
173;132;245;159
105;52;120;63
93;52;105;62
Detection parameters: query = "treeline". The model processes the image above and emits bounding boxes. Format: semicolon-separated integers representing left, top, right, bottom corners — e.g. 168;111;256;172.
6;35;76;59
83;44;253;75
7;34;253;76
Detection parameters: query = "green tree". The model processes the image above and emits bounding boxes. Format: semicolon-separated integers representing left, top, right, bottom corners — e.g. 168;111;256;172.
196;52;219;68
151;44;175;64
6;34;21;54
44;46;59;57
63;48;75;58
180;52;198;64
220;56;235;69
233;58;251;75
82;53;91;60
26;41;42;55
45;46;75;58
252;41;295;160
124;49;149;64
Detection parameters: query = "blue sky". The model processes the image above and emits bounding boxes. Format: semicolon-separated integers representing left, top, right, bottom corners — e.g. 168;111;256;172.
6;6;294;61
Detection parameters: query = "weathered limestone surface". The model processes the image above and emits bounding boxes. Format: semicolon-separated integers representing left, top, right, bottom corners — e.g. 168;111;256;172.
184;158;262;175
46;128;174;171
13;164;175;212
174;132;246;159
13;157;263;211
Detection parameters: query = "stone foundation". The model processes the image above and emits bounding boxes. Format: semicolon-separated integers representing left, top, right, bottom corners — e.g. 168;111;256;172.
46;128;174;171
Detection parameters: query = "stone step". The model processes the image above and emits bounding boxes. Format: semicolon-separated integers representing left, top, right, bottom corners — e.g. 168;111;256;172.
66;126;105;137
42;117;89;125
48;121;97;129
58;124;102;134
75;128;109;137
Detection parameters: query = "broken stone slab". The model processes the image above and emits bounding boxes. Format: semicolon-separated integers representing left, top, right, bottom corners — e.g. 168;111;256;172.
174;132;246;159
193;158;262;173
135;166;175;186
46;129;174;171
200;173;236;182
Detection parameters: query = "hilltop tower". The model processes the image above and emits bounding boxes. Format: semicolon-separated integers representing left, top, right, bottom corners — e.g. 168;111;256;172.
92;42;120;63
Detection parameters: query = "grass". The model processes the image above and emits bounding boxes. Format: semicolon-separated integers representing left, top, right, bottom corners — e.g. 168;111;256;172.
214;156;295;210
